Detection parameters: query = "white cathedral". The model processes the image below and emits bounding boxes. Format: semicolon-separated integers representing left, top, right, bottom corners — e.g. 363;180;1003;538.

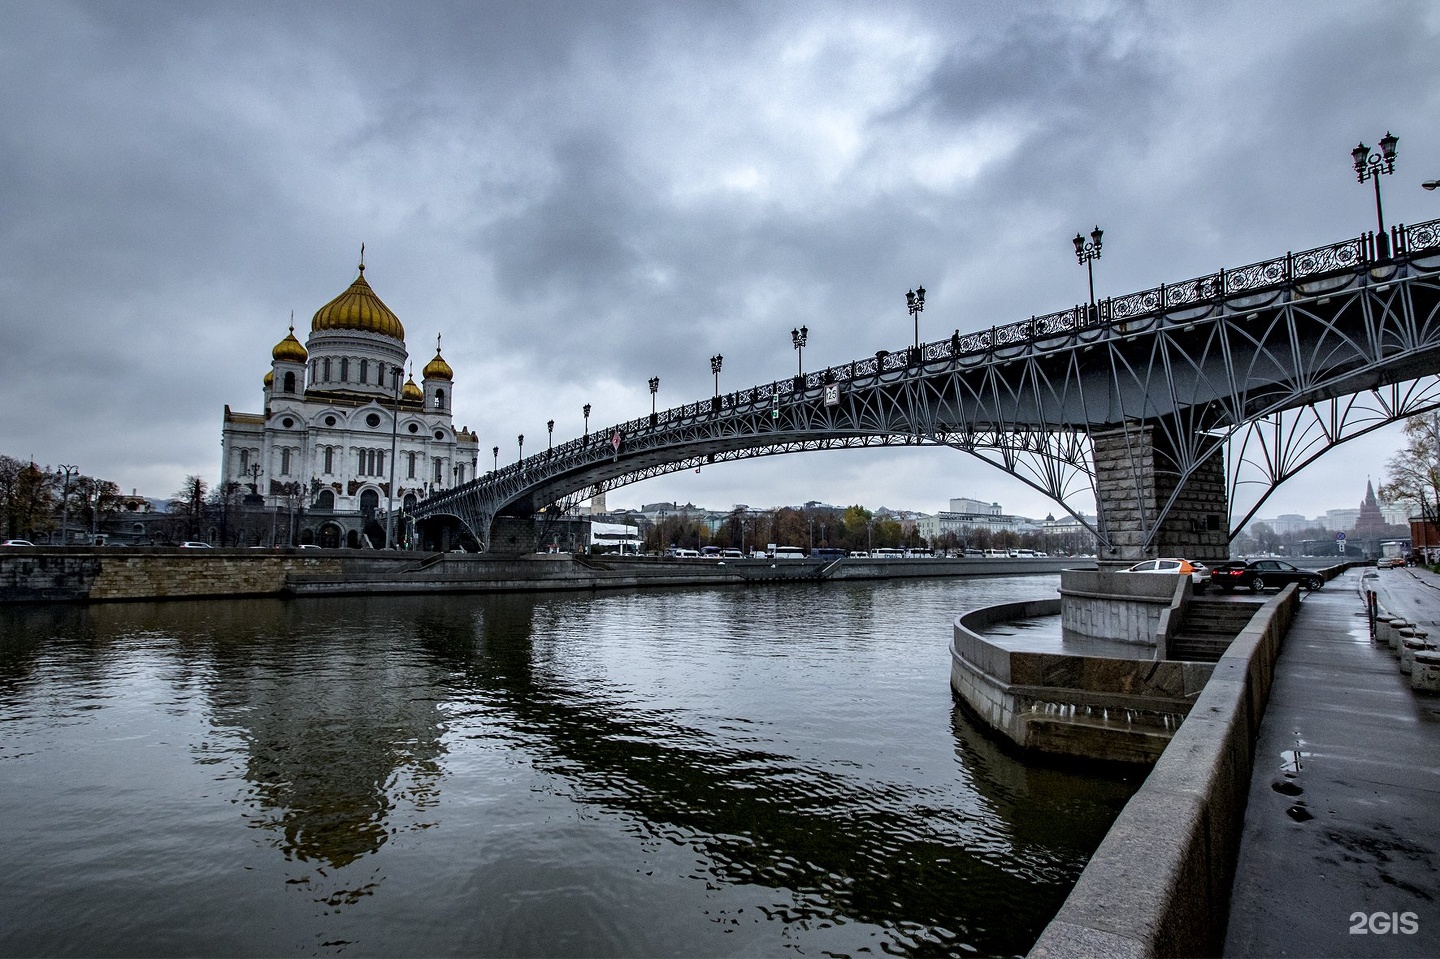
221;258;479;548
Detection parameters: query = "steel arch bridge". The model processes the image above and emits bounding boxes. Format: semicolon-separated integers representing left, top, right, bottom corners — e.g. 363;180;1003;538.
415;220;1440;554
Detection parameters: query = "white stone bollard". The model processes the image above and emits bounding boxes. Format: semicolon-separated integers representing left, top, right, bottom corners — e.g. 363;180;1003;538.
1413;651;1440;693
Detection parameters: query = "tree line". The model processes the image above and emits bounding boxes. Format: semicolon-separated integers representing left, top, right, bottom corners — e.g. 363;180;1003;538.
639;503;1097;556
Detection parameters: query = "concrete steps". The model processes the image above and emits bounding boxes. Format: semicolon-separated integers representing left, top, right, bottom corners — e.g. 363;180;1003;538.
1170;600;1262;662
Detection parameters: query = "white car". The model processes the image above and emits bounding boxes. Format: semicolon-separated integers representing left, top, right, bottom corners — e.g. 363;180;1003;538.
1;539;36;547
179;541;214;549
1123;557;1211;592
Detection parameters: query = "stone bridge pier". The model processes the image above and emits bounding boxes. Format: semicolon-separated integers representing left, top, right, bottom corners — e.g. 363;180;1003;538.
1092;423;1229;566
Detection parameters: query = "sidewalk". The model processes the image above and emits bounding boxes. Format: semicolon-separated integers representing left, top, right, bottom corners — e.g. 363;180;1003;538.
1223;568;1440;957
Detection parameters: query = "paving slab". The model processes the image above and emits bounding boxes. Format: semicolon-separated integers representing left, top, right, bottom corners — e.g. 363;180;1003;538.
1223;568;1440;958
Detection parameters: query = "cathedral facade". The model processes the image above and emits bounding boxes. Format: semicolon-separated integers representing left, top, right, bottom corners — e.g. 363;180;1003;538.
221;260;479;548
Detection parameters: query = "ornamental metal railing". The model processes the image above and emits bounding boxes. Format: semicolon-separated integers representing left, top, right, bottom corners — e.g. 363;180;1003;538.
418;218;1440;547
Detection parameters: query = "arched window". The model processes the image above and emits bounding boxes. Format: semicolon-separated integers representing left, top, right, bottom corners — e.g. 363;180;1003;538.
323;447;334;474
283;371;296;393
239;449;249;472
360;489;379;519
280;448;292;475
340;358;349;382
435;388;446;411
434;458;444;484
406;451;417;479
360;359;369;383
323;357;332;381
316;489;335;510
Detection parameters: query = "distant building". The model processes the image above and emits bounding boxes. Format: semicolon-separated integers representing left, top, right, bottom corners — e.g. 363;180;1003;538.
948;497;1001;516
220;258;479;548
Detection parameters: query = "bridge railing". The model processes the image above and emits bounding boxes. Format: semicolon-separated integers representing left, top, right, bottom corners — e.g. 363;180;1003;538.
424;219;1440;513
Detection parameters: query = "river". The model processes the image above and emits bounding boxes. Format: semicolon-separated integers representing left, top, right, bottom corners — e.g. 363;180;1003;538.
0;575;1137;958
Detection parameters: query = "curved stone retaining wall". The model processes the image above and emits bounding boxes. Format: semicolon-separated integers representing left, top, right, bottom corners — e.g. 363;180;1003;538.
1028;584;1300;958
951;600;1211;764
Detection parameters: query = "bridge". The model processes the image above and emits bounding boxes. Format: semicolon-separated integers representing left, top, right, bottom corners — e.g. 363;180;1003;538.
415;220;1440;559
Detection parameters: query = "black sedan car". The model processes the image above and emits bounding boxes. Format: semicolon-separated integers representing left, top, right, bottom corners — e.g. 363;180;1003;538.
1213;559;1324;592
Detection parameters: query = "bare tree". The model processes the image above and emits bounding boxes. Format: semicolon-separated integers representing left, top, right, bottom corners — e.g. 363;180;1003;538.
1382;412;1440;526
169;475;210;542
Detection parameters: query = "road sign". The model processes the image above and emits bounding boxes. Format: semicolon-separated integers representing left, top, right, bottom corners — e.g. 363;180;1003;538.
1336;532;1346;541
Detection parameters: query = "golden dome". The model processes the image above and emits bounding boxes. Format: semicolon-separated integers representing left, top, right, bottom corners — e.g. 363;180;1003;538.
423;349;453;380
263;370;274;387
271;326;308;363
311;264;405;341
402;375;423;401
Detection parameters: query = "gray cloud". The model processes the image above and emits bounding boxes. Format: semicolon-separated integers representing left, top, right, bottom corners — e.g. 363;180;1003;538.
3;0;1437;520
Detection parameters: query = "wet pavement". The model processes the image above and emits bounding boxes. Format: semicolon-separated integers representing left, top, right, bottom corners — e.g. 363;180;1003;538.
1223;567;1440;957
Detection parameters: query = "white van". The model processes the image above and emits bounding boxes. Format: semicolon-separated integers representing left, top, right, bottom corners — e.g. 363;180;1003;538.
983;548;1008;558
771;546;806;560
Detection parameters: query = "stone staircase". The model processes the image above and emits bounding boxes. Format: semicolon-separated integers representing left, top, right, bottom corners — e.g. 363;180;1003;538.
1169;600;1263;662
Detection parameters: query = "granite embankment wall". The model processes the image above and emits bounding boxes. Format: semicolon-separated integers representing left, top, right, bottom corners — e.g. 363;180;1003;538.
1;549;1086;603
1028;584;1300;959
1059;568;1187;645
951;599;1212;764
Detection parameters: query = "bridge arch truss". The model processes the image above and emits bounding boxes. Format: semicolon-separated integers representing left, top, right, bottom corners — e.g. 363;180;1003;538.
417;221;1440;552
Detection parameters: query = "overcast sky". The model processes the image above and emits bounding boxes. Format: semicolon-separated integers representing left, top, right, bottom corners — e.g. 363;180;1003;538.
3;1;1438;524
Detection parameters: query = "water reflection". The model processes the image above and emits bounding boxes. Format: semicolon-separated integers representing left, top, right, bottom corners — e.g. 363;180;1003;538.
0;579;1134;958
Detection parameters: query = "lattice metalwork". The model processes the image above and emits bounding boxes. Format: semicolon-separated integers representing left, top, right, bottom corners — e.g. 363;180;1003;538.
416;220;1440;551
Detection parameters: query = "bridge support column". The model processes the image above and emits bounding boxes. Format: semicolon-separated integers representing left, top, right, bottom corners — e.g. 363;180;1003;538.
489;516;538;556
1093;424;1229;566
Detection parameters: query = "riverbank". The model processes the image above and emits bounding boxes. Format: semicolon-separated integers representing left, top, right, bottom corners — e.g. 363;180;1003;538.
0;547;1088;603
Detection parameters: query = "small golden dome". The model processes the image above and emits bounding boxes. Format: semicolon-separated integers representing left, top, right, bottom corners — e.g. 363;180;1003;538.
271;327;308;363
311;263;405;341
263;370;274;387
402;376;423;401
423;350;453;380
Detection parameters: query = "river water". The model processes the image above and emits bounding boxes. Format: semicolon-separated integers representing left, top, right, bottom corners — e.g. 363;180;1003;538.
0;575;1137;958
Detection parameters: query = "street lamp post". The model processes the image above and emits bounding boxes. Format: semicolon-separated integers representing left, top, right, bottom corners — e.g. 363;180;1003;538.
1352;133;1399;256
583;404;591;445
517;434;524;462
649;376;660;426
791;326;808;376
905;286;925;352
492;446;499;473
1073;227;1103;320
710;354;723;397
248;463;262;494
547;419;554;456
57;464;77;545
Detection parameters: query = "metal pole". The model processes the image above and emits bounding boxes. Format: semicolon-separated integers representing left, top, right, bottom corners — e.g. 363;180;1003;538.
386;369;400;549
1373;175;1386;238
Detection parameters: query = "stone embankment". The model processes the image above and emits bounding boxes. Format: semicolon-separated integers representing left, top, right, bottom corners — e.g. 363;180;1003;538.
1;547;1084;604
1029;584;1300;958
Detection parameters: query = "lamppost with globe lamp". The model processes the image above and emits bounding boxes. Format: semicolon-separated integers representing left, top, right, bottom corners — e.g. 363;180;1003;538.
791;326;808;376
583;404;591;445
649;376;660;426
905;286;925;354
1352;133;1399;256
710;354;723;397
1073;227;1103;321
517;434;524;463
547;420;554;456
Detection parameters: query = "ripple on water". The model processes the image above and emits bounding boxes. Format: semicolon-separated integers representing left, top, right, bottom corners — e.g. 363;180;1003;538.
0;578;1135;958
